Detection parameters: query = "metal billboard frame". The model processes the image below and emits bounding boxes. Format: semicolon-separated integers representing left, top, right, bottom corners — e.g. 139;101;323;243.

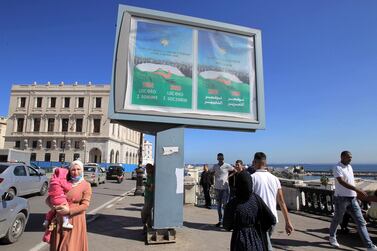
109;5;265;134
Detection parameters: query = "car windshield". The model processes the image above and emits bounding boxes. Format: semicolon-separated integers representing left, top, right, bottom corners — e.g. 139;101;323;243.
109;166;121;171
0;164;10;174
84;166;96;172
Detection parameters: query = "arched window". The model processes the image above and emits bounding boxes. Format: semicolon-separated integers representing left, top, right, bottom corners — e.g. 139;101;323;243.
115;151;119;163
126;152;129;164
110;149;114;163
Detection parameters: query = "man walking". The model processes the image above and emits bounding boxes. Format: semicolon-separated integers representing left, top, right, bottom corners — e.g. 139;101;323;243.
200;164;213;209
211;153;234;227
251;152;294;251
329;151;377;250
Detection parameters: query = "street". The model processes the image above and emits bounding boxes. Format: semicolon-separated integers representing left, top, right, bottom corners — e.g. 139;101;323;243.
0;175;136;251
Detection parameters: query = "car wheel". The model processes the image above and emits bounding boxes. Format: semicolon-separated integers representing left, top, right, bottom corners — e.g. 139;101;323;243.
102;179;106;184
2;213;26;244
39;182;48;196
93;180;98;186
7;188;16;197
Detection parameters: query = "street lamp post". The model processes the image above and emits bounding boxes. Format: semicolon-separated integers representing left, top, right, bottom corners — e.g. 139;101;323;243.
134;132;145;196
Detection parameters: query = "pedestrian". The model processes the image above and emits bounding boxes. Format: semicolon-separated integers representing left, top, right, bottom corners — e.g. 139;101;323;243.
247;160;256;175
42;167;73;243
210;153;234;227
141;163;154;232
228;165;237;201
329;151;377;250
251;152;294;251
223;169;276;251
229;160;246;200
47;159;92;251
200;164;213;209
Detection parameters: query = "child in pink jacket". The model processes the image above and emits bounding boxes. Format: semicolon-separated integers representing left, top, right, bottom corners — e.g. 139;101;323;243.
43;167;73;243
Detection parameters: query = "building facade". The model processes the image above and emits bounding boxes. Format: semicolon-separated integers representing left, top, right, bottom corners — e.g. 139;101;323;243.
142;139;154;165
0;116;7;148
4;83;142;164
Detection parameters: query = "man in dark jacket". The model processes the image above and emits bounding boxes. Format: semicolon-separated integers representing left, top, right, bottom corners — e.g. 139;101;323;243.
200;164;213;209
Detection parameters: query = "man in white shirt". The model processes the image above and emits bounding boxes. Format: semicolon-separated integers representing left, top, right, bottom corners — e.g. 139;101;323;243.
329;151;377;250
210;153;234;227
251;152;294;251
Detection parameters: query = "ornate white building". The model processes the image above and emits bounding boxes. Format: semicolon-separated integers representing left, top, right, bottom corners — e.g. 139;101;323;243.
0;116;7;148
142;139;154;165
4;82;142;164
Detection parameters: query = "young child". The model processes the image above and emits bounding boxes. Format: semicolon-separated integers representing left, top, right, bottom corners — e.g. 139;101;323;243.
43;167;73;243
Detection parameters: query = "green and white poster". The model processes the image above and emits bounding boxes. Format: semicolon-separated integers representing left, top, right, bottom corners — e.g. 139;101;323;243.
197;30;253;113
130;20;193;109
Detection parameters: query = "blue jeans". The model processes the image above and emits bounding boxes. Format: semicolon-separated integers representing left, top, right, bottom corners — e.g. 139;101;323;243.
329;196;374;248
215;188;229;222
266;224;276;251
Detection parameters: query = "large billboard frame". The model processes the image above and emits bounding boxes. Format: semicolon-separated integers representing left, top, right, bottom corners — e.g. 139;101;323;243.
109;5;265;133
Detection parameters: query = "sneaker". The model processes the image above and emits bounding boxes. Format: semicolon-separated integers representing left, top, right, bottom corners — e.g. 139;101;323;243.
215;222;222;227
367;245;377;251
62;222;74;229
329;236;340;248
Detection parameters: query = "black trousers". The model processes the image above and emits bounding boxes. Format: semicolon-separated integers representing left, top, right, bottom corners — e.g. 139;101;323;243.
202;185;211;206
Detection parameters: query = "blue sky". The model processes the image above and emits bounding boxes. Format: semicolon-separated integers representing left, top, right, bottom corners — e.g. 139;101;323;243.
1;0;376;164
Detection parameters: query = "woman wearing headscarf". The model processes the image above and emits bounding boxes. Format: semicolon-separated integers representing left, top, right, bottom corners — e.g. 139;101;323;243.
47;160;92;251
223;170;276;251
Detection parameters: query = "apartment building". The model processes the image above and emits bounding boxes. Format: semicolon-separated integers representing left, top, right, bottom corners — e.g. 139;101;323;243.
0;116;7;148
4;82;142;164
142;139;154;165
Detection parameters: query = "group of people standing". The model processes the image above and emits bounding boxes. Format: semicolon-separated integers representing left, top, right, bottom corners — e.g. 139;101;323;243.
41;150;377;251
200;152;293;251
200;150;377;251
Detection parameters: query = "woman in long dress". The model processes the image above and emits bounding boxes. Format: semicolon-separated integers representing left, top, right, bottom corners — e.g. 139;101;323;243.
223;171;276;251
47;160;92;251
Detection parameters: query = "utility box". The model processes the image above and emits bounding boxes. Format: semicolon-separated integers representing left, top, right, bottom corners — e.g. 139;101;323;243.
184;176;197;204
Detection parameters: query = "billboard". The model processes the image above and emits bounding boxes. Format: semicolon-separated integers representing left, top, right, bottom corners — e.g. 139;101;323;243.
110;5;265;132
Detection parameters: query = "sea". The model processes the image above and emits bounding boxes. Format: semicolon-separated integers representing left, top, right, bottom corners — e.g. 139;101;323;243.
269;163;377;181
188;163;377;181
269;163;377;172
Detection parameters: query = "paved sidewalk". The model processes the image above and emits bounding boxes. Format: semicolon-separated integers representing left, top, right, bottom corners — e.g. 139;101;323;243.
84;194;377;251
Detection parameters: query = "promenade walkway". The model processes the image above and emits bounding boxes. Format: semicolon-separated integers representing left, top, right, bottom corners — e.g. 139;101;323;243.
84;192;377;251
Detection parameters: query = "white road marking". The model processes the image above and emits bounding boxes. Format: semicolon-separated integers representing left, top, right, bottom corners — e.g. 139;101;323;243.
105;204;114;209
29;188;135;251
29;241;48;251
117;196;125;202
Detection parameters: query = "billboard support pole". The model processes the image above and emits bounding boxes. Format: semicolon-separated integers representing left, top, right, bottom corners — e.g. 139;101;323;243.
146;127;184;243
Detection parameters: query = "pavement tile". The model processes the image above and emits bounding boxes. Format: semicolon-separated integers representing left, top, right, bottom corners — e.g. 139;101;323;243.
84;195;377;251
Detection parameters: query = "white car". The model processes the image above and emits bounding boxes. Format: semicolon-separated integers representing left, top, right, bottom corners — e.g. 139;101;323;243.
84;164;106;186
0;190;30;243
0;162;48;197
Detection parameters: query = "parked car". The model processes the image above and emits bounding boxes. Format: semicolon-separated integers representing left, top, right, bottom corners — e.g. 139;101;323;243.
0;162;48;197
131;167;146;180
0;190;30;243
83;164;106;186
106;164;124;183
30;162;46;175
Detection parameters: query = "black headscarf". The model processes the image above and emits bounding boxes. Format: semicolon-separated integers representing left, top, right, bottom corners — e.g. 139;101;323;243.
235;170;253;201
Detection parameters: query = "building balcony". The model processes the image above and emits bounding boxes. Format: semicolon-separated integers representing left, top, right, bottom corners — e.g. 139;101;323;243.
11;131;87;137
